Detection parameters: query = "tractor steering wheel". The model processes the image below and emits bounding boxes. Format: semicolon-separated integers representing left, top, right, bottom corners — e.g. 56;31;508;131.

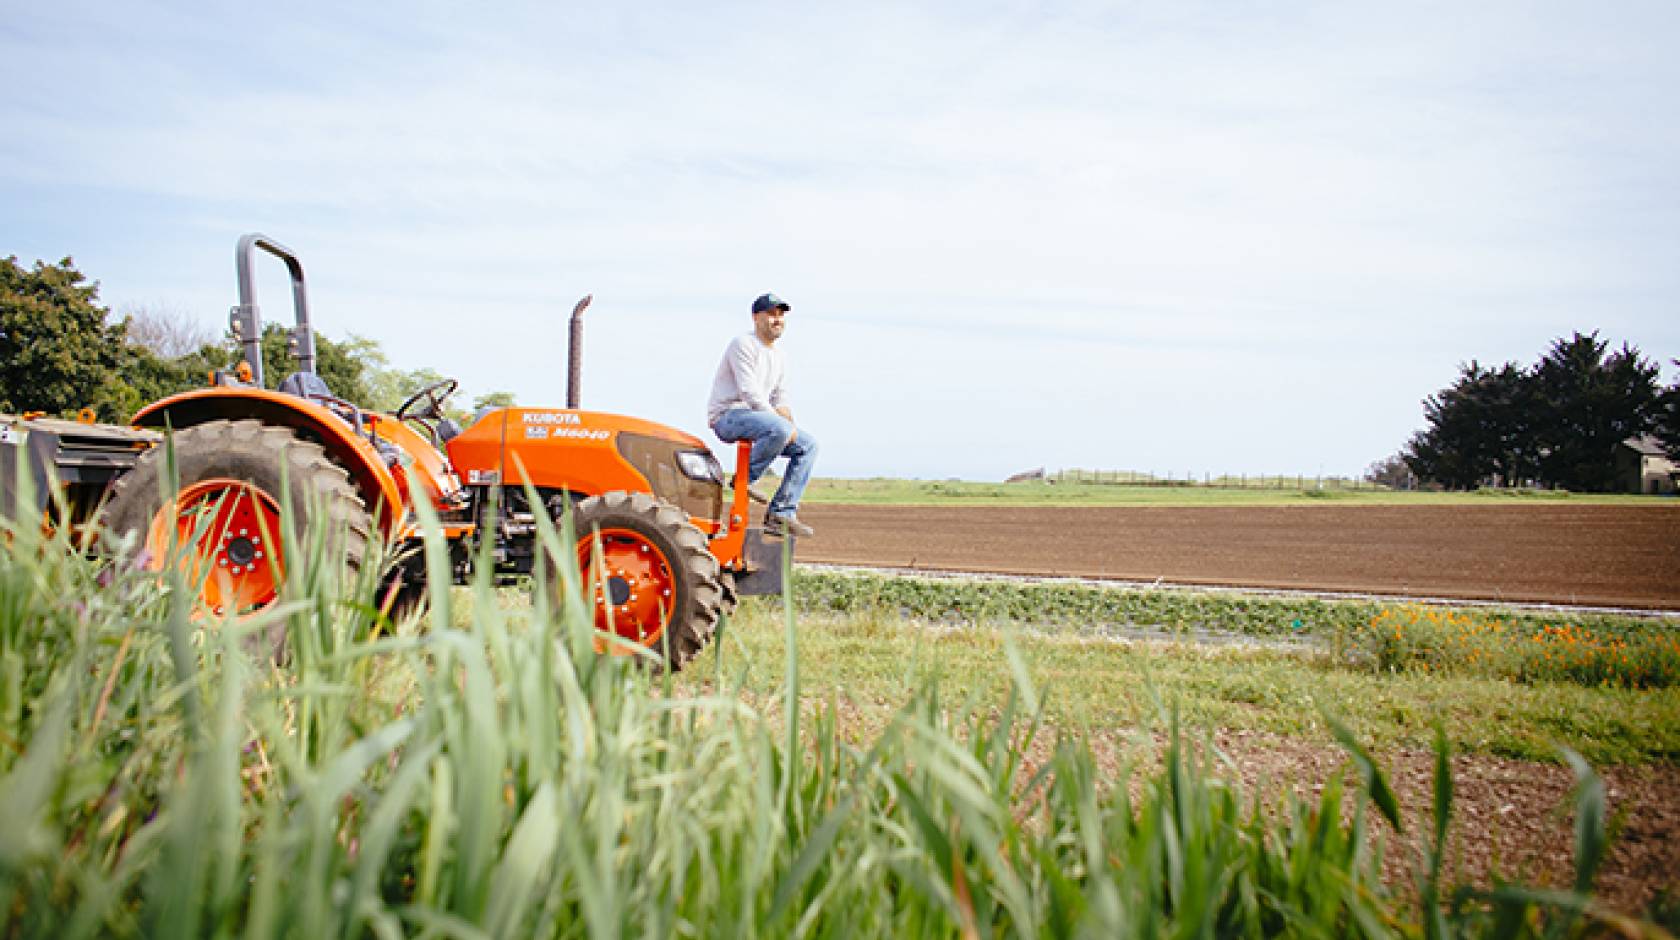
394;378;459;442
395;379;459;422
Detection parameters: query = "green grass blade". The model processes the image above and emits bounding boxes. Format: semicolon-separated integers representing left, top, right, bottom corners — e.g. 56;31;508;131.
1323;710;1404;834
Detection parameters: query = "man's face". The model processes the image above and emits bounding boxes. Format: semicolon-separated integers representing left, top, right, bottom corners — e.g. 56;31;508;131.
754;306;788;342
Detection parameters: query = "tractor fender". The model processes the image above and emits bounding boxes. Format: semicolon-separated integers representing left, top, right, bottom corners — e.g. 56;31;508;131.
132;388;405;534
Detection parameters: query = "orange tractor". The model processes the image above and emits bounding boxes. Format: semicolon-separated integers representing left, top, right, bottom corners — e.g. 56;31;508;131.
0;234;783;669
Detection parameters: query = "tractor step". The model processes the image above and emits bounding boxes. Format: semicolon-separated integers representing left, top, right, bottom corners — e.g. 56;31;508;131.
729;527;792;597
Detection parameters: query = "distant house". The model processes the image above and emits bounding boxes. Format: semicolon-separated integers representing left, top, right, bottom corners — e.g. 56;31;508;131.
1616;436;1678;494
1005;467;1046;483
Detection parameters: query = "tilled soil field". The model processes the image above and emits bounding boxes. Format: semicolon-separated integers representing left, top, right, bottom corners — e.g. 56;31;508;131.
792;503;1680;610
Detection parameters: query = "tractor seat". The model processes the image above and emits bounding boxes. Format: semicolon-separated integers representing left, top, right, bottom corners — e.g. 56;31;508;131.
276;371;401;465
278;371;335;401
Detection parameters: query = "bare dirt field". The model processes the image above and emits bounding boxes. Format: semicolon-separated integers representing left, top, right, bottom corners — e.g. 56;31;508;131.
793;503;1680;610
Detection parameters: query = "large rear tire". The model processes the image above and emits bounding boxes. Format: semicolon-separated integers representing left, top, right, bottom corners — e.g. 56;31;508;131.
564;491;723;671
104;420;372;633
718;571;740;619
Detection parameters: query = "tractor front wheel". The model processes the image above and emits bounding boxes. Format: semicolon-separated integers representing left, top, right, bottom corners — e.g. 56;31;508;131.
104;420;372;643
565;491;723;671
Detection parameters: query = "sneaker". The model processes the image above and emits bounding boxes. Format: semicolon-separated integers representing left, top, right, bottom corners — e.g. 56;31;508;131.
730;475;773;505
763;513;814;538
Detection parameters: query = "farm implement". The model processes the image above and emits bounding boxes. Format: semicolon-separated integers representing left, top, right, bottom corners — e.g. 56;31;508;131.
0;233;783;669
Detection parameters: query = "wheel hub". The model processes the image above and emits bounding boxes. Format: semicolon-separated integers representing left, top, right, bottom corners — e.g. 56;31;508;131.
145;478;283;616
224;535;258;567
579;529;676;646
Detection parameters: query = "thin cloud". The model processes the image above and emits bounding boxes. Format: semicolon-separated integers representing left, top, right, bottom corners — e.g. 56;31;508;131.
2;1;1675;478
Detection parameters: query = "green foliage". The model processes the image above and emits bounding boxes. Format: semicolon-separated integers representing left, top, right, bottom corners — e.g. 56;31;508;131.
2;467;1664;935
0;252;468;422
105;338;232;417
1652;360;1680;463
1342;605;1680;689
1530;333;1662;492
1407;361;1534;489
473;389;516;411
790;570;1678;691
345;332;494;421
0;256;128;419
345;333;435;412
1406;333;1663;492
254;322;372;403
789;568;1648;642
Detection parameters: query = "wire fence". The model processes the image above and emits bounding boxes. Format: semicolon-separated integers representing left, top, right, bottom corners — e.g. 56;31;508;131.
1046;469;1399;491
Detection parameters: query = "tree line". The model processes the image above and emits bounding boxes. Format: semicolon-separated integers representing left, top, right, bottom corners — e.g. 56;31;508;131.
1400;332;1679;492
1;255;510;422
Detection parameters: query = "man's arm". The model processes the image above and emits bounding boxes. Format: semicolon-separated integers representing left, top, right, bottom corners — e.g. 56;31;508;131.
769;359;795;437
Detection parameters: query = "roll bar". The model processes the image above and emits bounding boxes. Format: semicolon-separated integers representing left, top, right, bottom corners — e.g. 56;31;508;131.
229;233;315;386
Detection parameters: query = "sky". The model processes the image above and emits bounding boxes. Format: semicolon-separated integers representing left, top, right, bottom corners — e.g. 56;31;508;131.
3;1;1677;480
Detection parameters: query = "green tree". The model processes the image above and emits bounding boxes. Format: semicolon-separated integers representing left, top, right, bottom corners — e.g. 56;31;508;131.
1529;332;1660;492
1654;362;1680;463
343;333;470;417
1405;334;1663;492
255;323;373;405
472;390;516;411
114;338;232;410
0;256;129;419
1363;453;1414;489
1;252;460;422
1404;361;1532;489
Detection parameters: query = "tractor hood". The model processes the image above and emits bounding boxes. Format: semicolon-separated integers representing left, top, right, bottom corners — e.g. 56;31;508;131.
447;407;725;522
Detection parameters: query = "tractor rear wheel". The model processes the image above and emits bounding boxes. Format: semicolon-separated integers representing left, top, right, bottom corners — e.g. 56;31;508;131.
718;571;740;619
104;420;372;644
565;490;723;671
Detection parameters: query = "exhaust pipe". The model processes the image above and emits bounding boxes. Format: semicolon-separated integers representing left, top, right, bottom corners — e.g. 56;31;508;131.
567;294;592;409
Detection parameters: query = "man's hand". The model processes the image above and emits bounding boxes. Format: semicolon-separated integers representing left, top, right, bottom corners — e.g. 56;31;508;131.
775;406;797;441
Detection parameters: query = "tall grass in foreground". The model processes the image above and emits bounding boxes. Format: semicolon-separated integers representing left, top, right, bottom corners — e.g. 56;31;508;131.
0;471;1670;936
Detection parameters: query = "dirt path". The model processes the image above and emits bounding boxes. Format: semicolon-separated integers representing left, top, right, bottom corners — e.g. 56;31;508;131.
1202;732;1679;912
793;504;1680;610
800;689;1680;913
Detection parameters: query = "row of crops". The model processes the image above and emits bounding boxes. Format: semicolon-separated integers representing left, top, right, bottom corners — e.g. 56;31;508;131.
790;569;1680;689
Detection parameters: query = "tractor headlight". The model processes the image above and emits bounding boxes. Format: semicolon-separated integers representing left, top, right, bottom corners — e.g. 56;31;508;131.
617;434;725;522
676;449;723;483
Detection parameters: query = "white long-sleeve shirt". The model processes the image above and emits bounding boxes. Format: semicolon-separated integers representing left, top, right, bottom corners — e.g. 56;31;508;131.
707;333;788;425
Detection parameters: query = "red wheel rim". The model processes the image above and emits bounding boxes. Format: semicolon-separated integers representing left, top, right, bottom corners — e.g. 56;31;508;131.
577;527;676;651
145;478;284;616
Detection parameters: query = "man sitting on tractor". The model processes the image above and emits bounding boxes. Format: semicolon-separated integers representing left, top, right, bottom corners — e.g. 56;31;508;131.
707;292;818;538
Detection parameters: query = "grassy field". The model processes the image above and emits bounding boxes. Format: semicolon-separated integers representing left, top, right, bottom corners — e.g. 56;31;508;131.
6;473;1676;935
670;595;1680;767
789;570;1680;694
797;477;1677;507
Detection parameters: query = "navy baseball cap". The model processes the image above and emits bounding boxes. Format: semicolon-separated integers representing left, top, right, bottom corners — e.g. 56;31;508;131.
751;293;791;314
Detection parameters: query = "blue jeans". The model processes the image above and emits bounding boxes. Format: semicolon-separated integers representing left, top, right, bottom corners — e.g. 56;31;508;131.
711;408;819;518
